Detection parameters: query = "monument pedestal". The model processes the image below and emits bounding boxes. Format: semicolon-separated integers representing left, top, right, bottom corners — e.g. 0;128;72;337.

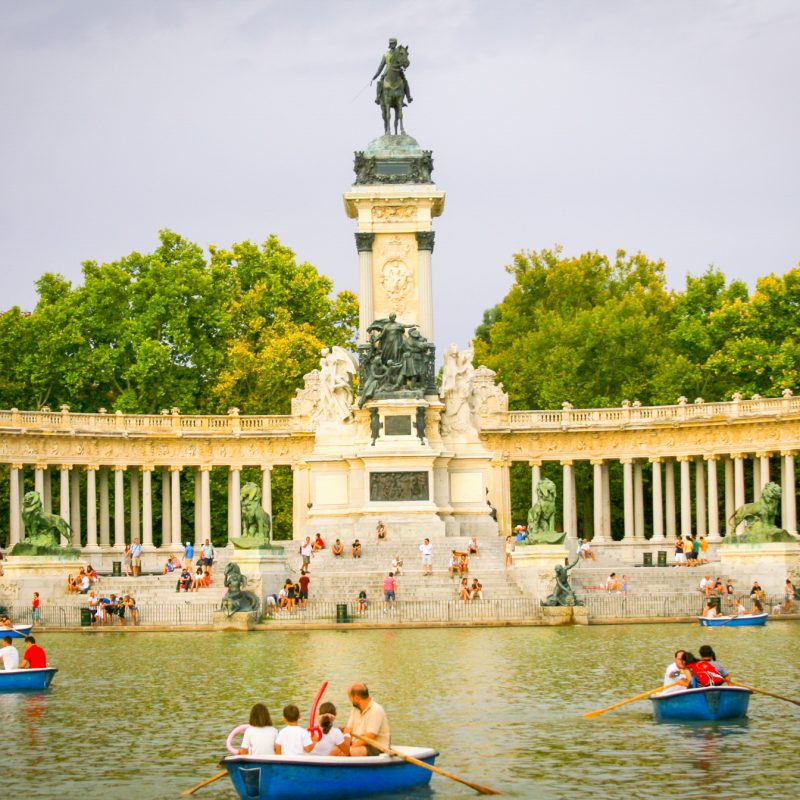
719;541;800;567
212;611;258;631
1;556;83;604
230;547;288;601
510;546;570;600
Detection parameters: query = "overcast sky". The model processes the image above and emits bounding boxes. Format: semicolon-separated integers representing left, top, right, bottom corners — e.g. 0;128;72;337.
1;0;798;353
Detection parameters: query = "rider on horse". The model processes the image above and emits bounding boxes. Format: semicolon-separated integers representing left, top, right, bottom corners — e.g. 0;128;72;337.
372;37;412;106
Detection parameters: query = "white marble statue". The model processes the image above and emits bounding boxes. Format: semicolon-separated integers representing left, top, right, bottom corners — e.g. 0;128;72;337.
315;346;357;423
441;343;476;434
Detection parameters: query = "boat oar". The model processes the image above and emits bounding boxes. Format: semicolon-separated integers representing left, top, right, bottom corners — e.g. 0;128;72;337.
731;682;800;707
353;734;502;795
582;684;677;718
180;768;227;795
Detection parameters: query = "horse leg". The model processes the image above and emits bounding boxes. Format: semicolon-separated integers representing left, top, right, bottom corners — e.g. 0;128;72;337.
382;104;390;136
397;103;405;135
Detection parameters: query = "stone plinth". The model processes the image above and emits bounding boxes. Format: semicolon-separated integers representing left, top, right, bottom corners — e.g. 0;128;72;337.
1;556;84;605
541;606;574;625
719;541;800;568
230;547;288;601
510;546;570;600
213;611;258;631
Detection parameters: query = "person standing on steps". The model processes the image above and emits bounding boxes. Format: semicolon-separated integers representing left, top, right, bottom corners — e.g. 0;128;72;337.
382;572;397;613
419;538;433;576
130;538;143;577
300;536;313;573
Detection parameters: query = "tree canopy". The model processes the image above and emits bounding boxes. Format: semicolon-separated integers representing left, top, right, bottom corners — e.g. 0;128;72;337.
473;247;800;410
0;230;358;415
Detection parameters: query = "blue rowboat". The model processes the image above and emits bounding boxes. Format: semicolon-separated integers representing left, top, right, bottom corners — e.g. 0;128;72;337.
651;686;751;722
223;746;438;800
0;667;58;692
698;613;768;627
0;625;33;639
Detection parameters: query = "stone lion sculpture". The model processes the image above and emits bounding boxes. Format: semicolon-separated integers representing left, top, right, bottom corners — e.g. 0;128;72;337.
220;563;261;618
524;478;566;545
11;491;77;556
232;482;272;549
729;482;794;543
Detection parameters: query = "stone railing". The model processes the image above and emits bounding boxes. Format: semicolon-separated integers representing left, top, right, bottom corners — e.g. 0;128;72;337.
498;392;800;430
0;407;300;436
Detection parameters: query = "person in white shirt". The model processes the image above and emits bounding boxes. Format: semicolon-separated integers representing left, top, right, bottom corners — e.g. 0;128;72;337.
702;600;719;618
0;636;20;670
311;702;350;756
661;650;690;694
238;703;278;756
274;705;314;756
419;538;433;576
699;575;713;597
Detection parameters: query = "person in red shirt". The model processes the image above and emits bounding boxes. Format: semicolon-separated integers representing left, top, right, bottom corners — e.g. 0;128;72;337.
32;592;41;627
298;570;311;610
20;636;47;669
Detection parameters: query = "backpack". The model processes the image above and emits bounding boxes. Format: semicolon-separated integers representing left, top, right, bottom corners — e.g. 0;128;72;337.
688;660;725;687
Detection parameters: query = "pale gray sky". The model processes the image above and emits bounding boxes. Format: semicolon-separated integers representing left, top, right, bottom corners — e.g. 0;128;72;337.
1;0;798;353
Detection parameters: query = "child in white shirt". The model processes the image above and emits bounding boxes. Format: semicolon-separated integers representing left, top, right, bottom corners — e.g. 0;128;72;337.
311;702;350;756
238;703;278;756
274;705;314;756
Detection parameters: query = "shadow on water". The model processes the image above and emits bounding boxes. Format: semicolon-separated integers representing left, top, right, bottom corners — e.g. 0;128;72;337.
1;622;798;800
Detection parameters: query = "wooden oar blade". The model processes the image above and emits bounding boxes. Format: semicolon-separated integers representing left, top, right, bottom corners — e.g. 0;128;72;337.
732;682;800;707
180;769;228;795
583;684;674;718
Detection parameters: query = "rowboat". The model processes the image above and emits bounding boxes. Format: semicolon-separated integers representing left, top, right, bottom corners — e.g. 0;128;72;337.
650;686;751;722
0;667;58;692
222;747;438;800
0;624;33;639
698;613;768;627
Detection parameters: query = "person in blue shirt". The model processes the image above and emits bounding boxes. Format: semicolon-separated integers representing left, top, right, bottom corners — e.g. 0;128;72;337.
183;541;194;569
130;538;143;577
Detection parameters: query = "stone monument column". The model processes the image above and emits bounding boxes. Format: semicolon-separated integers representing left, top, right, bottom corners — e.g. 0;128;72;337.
415;231;435;340
200;466;212;543
781;450;797;534
622;458;634;539
59;465;71;547
9;464;22;546
561;460;575;538
591;460;606;543
724;456;735;535
170;466;182;547
113;465;126;549
634;460;644;538
757;452;771;492
355;233;375;343
529;460;542;501
194;469;202;546
705;455;721;542
650;458;664;540
34;464;45;500
732;454;746;533
665;458;676;540
141;466;154;549
228;466;242;543
695;459;707;539
678;456;692;538
70;467;82;547
130;467;140;543
261;465;273;518
85;466;99;551
99;467;110;547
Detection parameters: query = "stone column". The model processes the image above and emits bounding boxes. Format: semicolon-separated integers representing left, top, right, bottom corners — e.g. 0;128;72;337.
757;452;771;493
99;468;110;547
622;458;634;540
228;466;242;542
59;465;71;546
665;459;676;540
724;457;735;536
261;465;273;519
678;456;692;538
561;461;575;538
732;454;746;534
43;468;52;514
489;458;511;536
194;469;202;546
8;464;22;547
161;468;171;548
591;460;606;543
529;460;542;503
129;468;140;543
695;459;707;539
752;456;761;500
84;466;99;551
602;462;611;539
141;466;154;549
356;233;375;344
705;455;721;542
34;464;45;501
170;466;182;547
781;451;797;534
113;465;126;549
650;458;664;539
200;466;212;543
415;231;435;340
70;468;82;548
634;461;644;538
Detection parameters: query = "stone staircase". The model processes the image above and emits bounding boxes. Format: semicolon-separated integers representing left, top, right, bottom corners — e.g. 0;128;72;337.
281;535;524;603
55;573;227;607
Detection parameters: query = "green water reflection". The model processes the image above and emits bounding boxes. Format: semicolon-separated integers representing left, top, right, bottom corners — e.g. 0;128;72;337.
2;623;798;799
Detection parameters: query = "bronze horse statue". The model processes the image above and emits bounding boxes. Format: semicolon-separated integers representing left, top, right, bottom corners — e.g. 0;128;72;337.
379;45;410;136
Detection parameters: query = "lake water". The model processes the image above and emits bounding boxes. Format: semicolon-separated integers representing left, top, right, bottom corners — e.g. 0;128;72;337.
3;623;799;800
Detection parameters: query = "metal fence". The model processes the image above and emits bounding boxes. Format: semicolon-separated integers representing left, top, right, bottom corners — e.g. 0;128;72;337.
264;597;543;624
2;603;218;627
580;592;784;620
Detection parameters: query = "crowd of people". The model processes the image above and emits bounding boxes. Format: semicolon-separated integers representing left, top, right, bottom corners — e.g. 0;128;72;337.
65;565;99;595
236;683;389;758
673;535;710;566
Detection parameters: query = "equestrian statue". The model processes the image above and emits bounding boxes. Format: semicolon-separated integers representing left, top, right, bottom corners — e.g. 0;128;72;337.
371;37;412;135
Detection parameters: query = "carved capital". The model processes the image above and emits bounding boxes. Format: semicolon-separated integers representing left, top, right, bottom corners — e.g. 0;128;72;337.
140;465;155;472
85;464;100;472
228;465;242;473
676;455;694;462
355;232;375;253
560;460;574;467
649;457;664;464
199;465;213;472
59;464;73;472
730;453;746;460
33;463;49;471
703;454;721;461
112;464;128;472
781;450;797;458
168;465;183;473
620;458;634;465
260;464;273;473
10;463;24;471
590;459;605;466
528;459;542;467
755;451;773;459
415;231;435;252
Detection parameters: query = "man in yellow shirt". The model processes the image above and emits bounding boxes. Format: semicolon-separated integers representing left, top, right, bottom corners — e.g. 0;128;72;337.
343;683;390;756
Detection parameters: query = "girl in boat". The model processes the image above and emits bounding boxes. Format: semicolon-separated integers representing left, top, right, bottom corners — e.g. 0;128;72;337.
686;646;730;686
238;703;278;757
311;702;350;756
